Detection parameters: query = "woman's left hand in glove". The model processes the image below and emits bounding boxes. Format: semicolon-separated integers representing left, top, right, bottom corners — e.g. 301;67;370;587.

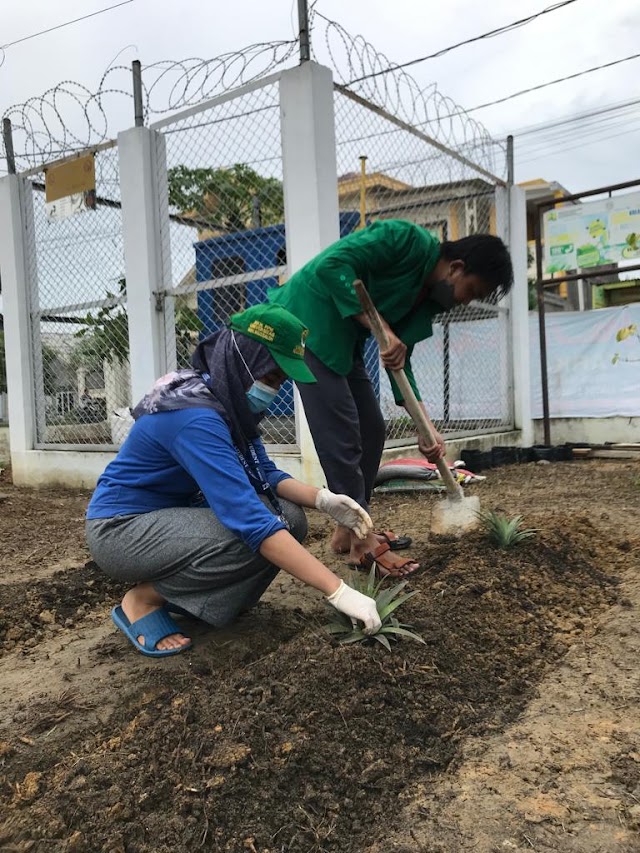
315;489;373;540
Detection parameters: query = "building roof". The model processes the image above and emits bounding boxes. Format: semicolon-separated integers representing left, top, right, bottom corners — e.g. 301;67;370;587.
518;178;572;202
338;171;412;196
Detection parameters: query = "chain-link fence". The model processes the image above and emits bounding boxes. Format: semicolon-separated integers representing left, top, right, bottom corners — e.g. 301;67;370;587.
3;9;517;457
153;79;300;446
334;88;512;443
24;145;131;448
150;75;512;450
8;81;513;456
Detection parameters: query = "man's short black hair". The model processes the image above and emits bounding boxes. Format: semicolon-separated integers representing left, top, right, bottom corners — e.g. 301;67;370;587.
440;234;513;299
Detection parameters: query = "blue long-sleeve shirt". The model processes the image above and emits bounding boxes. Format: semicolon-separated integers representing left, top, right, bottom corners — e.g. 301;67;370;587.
87;408;292;551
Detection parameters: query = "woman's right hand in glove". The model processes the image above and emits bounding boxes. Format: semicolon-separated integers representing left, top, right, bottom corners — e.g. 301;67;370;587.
326;580;381;635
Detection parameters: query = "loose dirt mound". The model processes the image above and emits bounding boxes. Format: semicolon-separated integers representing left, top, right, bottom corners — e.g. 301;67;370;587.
1;517;621;853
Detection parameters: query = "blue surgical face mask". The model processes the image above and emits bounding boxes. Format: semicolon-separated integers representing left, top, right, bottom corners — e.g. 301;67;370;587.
230;331;278;414
246;380;278;414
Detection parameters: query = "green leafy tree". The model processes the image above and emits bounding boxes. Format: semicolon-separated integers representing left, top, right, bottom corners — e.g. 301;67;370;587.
73;278;129;365
73;277;203;369
167;163;284;231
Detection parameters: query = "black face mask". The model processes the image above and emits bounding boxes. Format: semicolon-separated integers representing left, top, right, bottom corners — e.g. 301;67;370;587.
428;279;456;311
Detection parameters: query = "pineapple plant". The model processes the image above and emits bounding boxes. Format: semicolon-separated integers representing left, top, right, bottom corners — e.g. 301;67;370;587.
325;565;425;651
478;509;537;549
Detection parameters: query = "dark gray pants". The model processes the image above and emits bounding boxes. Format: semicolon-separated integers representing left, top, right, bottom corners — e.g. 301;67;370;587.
86;498;307;627
296;349;386;511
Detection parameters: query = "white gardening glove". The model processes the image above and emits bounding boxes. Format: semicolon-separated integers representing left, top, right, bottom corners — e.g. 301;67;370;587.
315;489;373;540
327;581;381;635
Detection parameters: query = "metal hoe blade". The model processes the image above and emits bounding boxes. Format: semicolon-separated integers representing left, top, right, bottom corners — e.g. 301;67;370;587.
430;493;481;537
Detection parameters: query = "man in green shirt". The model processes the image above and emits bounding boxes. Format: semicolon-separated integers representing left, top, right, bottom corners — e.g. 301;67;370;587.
269;219;513;577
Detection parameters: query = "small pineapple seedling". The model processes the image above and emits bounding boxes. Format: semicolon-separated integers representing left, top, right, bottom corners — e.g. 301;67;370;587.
478;509;537;549
324;565;426;651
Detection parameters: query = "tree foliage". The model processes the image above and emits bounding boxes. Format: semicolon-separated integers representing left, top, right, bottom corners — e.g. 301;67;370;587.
167;163;284;231
72;278;203;369
73;278;129;365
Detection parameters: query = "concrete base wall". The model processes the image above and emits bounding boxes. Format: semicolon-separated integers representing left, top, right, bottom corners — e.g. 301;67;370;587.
9;430;524;490
11;419;640;491
533;417;640;446
10;450;117;490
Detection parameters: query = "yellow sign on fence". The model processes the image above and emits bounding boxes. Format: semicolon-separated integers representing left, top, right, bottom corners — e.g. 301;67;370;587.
45;154;95;203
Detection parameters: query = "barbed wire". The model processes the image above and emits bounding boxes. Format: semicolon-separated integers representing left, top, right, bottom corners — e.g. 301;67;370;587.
1;39;298;172
1;11;503;176
310;10;504;176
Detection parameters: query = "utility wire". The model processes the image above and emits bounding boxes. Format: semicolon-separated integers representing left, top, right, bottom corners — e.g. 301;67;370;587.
516;110;640;147
326;0;582;84
516;116;640;159
517;124;640;165
440;52;640;119
517;109;640;146
507;97;640;137
515;113;640;153
514;103;640;142
1;0;135;50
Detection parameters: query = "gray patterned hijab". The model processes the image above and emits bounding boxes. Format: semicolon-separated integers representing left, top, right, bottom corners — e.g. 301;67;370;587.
131;328;278;450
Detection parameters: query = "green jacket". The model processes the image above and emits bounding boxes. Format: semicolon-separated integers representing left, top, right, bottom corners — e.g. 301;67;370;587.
268;219;442;402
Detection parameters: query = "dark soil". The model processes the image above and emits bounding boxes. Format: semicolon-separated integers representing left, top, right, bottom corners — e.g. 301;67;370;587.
0;514;622;853
0;562;125;655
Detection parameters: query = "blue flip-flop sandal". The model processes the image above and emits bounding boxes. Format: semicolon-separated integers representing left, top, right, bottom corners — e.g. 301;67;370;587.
111;605;192;657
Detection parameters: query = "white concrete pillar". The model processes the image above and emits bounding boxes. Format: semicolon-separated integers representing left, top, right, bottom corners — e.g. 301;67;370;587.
118;127;172;404
279;61;340;483
507;185;534;446
0;175;36;457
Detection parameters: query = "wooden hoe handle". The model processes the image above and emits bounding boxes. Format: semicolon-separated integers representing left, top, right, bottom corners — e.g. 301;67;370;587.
353;280;463;499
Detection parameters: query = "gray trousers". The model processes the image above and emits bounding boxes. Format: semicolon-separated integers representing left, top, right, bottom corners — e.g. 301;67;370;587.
296;349;386;511
86;497;307;627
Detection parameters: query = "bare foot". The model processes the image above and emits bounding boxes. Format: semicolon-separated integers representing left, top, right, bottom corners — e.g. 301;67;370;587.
121;584;191;652
330;525;352;554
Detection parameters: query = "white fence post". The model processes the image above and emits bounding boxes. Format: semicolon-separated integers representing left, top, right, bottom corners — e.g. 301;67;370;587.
280;61;340;483
508;185;534;446
118;127;170;403
0;175;36;464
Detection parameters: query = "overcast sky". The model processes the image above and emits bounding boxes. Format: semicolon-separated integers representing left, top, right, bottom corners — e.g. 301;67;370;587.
1;0;638;191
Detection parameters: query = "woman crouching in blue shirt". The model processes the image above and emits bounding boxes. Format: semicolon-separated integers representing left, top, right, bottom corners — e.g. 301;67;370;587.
86;303;380;658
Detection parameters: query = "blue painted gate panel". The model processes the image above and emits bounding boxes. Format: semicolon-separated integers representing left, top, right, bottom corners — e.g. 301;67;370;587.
194;213;380;418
